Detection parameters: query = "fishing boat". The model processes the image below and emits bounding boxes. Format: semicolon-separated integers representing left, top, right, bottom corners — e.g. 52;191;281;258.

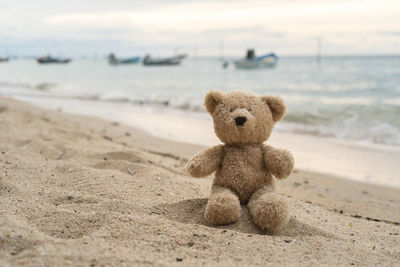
108;53;140;65
233;49;278;69
37;56;71;64
0;57;9;62
143;54;186;66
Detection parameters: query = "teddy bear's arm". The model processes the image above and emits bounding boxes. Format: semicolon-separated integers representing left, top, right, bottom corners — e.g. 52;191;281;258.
186;145;225;178
262;145;294;179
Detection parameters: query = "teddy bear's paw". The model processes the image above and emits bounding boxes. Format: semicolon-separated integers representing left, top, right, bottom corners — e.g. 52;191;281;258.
186;160;199;176
248;193;289;233
269;150;294;179
205;192;241;225
186;160;206;178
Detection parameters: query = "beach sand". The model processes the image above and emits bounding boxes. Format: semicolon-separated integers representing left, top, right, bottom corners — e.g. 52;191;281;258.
0;96;399;266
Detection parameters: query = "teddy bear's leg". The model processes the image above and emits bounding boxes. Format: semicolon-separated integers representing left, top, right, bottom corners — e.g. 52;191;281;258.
205;186;241;225
248;186;289;233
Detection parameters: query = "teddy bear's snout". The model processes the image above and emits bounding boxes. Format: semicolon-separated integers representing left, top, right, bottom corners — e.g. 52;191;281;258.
235;116;247;126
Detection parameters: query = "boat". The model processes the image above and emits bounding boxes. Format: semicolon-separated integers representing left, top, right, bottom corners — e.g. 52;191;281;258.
233;49;278;69
37;56;71;64
143;54;186;66
108;53;140;65
0;57;9;62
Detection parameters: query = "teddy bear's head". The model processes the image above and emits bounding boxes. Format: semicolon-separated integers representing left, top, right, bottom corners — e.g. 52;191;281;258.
204;90;286;145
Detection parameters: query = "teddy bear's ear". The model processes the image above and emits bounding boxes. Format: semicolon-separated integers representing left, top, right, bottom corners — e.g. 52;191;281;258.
204;90;224;114
261;96;286;122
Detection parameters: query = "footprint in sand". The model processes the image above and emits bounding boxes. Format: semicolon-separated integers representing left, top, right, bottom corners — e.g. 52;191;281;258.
29;210;104;239
90;151;150;175
92;160;145;176
14;139;73;160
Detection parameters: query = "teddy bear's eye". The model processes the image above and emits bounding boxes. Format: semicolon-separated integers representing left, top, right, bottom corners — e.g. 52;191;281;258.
247;108;252;112
230;108;234;112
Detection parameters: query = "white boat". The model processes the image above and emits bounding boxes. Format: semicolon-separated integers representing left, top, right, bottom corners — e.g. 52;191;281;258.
233;49;278;69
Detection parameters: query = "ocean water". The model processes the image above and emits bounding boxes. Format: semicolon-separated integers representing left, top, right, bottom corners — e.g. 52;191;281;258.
1;56;399;146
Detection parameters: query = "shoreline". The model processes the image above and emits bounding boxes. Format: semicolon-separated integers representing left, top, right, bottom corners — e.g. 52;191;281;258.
9;95;400;189
1;96;399;265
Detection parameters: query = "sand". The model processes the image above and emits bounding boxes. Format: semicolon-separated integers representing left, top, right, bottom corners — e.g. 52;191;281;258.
0;96;399;266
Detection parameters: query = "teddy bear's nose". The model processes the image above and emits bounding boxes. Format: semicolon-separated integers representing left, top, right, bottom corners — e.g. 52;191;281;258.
235;116;247;126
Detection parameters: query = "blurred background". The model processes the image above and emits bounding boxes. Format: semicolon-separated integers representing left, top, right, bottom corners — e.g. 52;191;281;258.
0;0;399;147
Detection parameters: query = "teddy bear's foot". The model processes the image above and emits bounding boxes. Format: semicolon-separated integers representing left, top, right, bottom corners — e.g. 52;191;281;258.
205;186;241;225
248;187;289;233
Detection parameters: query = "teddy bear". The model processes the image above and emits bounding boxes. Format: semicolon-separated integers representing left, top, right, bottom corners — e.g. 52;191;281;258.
186;90;294;233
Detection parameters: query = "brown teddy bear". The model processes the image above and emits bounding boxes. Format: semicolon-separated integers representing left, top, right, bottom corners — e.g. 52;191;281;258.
187;90;294;232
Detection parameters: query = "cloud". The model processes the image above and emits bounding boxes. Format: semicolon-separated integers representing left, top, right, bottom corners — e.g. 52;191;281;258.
1;0;400;55
36;0;400;58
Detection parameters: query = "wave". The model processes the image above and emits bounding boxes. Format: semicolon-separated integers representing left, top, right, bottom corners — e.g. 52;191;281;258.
278;103;400;146
1;82;399;146
276;121;400;146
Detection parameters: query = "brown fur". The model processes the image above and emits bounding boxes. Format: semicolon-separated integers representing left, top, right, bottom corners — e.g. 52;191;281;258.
187;91;294;232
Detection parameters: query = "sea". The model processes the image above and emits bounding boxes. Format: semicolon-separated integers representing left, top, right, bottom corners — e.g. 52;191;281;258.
1;56;400;146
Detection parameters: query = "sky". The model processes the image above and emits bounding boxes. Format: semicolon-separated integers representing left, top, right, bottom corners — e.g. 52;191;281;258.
0;0;399;57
